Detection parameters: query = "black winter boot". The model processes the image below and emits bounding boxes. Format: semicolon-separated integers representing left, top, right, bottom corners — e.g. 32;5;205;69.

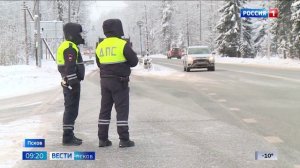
119;140;135;148
99;139;112;147
73;135;82;142
62;136;82;146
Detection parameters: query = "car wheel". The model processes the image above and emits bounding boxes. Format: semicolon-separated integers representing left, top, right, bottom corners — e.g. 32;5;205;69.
208;66;215;71
186;67;191;72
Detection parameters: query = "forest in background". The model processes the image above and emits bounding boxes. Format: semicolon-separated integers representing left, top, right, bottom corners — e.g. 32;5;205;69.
1;0;300;65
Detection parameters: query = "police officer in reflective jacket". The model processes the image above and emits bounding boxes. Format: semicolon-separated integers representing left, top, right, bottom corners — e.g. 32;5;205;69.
56;23;85;146
96;19;138;147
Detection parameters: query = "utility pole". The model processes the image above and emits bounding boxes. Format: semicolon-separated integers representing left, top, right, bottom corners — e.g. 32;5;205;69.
144;2;149;56
23;1;29;65
34;0;42;67
199;0;202;44
68;0;71;22
186;1;190;46
137;21;143;56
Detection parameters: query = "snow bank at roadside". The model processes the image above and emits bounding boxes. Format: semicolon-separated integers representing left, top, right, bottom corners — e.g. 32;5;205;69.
0;59;97;100
148;54;167;59
132;63;177;77
216;56;300;69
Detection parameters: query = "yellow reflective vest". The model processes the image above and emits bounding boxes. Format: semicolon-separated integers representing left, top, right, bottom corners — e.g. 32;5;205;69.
56;41;79;66
96;37;127;64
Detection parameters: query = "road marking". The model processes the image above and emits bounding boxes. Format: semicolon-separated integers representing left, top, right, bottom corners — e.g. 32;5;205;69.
264;136;283;144
294;165;300;168
208;93;217;96
217;99;227;103
242;118;257;123
227;69;300;84
229;107;240;111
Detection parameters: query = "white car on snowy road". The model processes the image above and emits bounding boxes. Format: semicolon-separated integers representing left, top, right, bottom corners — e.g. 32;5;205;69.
183;46;215;72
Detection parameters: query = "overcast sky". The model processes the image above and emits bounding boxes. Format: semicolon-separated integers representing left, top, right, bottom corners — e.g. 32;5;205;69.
89;1;128;21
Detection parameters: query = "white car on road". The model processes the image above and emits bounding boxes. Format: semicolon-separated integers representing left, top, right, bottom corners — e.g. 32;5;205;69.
183;46;215;72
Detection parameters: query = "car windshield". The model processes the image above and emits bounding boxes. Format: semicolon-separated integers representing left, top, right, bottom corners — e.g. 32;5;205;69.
188;48;211;54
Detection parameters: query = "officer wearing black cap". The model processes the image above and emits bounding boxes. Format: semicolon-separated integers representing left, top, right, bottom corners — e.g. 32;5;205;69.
96;19;138;148
56;23;85;146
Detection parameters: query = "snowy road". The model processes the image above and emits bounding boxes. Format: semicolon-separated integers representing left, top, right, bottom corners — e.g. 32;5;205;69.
0;60;299;167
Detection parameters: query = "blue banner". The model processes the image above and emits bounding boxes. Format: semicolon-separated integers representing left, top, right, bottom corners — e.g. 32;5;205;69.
22;151;47;160
74;152;95;160
24;139;45;148
240;8;268;18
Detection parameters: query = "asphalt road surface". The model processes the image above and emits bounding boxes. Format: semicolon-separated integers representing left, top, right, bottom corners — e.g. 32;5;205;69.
1;58;300;168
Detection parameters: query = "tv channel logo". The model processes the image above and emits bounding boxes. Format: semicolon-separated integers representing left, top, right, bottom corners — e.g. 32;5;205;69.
241;8;279;18
269;8;279;18
24;139;45;148
49;151;95;160
50;152;74;160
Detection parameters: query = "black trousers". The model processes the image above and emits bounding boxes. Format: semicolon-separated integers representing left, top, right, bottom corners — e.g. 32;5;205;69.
98;78;130;141
62;84;81;140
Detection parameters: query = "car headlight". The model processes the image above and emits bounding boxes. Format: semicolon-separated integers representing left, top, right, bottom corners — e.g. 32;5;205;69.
187;56;193;64
209;56;215;63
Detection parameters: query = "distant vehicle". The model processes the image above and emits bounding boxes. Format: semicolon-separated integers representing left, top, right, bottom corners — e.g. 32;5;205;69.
167;48;182;59
183;46;215;72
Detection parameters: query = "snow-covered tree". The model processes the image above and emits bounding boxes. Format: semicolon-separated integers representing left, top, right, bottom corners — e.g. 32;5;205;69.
0;1;24;65
253;22;267;57
241;17;254;58
291;0;300;59
272;0;294;58
216;0;243;57
161;0;174;52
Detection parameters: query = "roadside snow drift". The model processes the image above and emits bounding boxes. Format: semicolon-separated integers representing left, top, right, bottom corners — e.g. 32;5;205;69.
0;59;97;100
216;56;300;69
132;63;177;77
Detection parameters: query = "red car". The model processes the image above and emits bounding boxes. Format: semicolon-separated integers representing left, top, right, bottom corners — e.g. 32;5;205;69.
167;48;183;59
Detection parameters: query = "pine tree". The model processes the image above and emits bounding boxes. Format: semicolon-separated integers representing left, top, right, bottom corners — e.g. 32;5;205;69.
272;0;294;59
253;22;267;57
216;0;243;57
161;0;174;53
241;17;254;58
291;0;300;59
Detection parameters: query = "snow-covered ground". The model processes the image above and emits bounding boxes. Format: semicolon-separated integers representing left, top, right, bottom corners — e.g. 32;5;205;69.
215;56;300;69
132;62;177;77
1;54;299;100
0;58;97;100
147;54;167;59
0;116;42;168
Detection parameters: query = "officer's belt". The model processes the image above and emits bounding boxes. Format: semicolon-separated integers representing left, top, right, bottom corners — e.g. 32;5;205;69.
101;75;129;82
